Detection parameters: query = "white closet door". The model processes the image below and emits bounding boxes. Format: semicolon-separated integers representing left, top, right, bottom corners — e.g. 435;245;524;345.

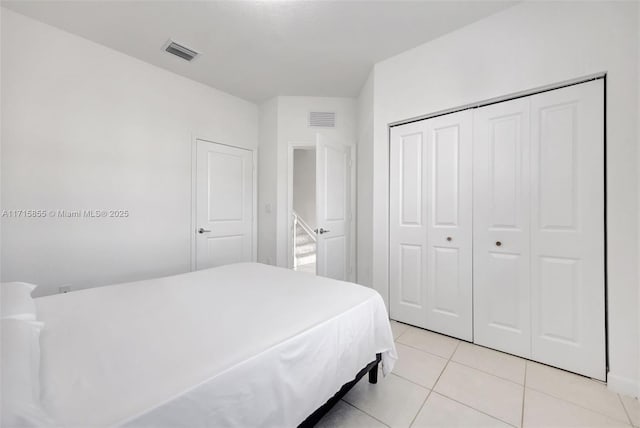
390;112;473;340
390;121;429;328
425;111;473;341
530;80;605;380
473;98;531;357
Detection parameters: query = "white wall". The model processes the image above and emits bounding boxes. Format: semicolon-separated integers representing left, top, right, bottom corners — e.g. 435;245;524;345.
292;149;316;229
274;96;357;267
257;98;278;265
1;9;259;296
365;1;639;395
356;70;374;287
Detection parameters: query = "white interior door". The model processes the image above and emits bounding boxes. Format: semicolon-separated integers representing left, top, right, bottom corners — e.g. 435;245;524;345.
389;121;430;327
424;111;473;341
530;80;605;380
389;111;473;340
473;98;532;357
196;140;254;270
315;134;352;281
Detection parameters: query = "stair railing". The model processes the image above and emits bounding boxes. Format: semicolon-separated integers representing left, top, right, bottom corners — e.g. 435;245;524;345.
292;211;317;269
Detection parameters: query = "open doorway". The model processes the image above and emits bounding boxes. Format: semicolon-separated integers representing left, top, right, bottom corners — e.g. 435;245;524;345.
292;148;317;274
287;136;355;281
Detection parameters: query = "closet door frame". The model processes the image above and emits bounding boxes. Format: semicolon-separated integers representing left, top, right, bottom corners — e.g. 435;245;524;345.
388;74;607;380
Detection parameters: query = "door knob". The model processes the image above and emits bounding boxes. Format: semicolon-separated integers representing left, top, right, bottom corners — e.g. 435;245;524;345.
318;228;330;234
198;228;211;234
496;241;502;247
446;237;452;242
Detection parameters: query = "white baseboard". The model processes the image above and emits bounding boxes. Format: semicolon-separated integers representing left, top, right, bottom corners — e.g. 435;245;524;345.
608;372;640;398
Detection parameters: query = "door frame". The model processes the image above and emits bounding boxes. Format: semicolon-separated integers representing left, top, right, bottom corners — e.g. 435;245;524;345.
287;140;357;281
387;73;608;378
287;142;315;270
190;136;258;271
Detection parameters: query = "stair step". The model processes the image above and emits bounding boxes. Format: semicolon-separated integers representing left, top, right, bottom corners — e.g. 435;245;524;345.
296;254;316;266
296;251;316;259
295;242;316;252
296;235;314;245
295;263;316;274
296;246;313;254
294;219;316;267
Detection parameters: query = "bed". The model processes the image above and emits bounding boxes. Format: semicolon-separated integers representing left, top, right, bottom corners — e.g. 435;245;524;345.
4;263;396;427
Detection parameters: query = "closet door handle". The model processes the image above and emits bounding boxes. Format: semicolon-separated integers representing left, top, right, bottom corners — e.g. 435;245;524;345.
495;241;502;247
446;237;452;242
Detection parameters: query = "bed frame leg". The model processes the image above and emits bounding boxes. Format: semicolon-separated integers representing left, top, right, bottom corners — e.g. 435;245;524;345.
368;358;379;384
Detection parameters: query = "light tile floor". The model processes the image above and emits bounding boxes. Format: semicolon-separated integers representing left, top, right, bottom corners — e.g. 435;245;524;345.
317;321;640;428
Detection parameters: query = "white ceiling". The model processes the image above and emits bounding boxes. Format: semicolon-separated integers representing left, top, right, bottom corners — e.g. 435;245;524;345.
3;1;516;102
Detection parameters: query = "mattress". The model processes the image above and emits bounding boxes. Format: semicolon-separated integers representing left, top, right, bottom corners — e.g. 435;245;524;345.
35;263;396;427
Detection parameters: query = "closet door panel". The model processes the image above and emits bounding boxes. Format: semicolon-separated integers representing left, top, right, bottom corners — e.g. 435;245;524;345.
425;110;473;341
390;122;429;328
473;99;531;357
530;79;605;380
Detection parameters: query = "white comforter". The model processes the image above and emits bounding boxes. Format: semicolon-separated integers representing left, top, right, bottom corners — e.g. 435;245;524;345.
36;263;396;427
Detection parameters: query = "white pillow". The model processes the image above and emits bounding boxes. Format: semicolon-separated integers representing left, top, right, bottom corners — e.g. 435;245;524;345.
1;282;37;320
1;319;54;427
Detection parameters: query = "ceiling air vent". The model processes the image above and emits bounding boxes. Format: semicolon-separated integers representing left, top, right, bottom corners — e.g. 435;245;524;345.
164;40;199;62
309;112;336;128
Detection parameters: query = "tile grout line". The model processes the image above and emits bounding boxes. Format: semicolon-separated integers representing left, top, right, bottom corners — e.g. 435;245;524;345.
430;391;518;428
428;341;520;427
391;321;411;341
524;385;632;425
399;328;628;425
400;323;611;386
341;386;390;426
340;399;391;428
397;334;521;427
395;339;458;361
408;386;434;428
520;362;528;428
391;371;435;390
333;324;410;427
393;323;632;427
341;337;427;428
616;393;634;427
339;333;398;427
408;340;461;428
399;338;526;388
448;358;525;387
396;333;526;386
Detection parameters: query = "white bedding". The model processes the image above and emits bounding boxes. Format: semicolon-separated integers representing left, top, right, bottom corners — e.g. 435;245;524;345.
35;263;396;427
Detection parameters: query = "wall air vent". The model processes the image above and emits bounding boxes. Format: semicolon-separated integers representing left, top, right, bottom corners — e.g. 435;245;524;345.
164;40;199;62
309;112;336;128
